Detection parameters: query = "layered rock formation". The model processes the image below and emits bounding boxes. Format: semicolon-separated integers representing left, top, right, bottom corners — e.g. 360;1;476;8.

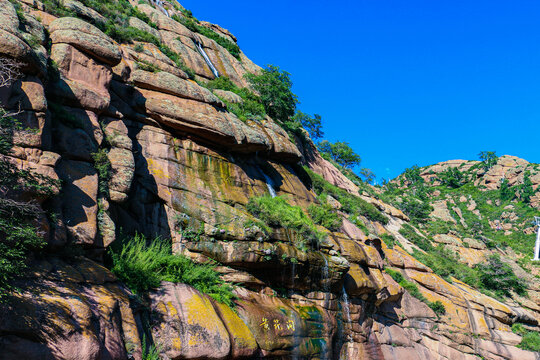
0;0;539;359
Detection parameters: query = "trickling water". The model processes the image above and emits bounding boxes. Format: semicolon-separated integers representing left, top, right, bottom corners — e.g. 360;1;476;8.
261;171;277;198
321;256;330;291
196;42;220;78
342;286;351;326
342;286;353;344
320;256;330;360
152;0;169;17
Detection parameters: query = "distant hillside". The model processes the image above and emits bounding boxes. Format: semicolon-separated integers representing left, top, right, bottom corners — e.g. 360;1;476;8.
380;154;540;302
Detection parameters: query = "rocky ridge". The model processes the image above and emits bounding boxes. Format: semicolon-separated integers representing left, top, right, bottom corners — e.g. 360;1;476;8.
0;0;539;359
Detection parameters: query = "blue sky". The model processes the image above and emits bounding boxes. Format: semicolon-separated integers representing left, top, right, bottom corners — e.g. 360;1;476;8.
179;0;540;181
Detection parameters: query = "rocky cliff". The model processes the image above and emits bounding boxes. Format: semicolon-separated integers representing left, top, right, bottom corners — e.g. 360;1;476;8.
0;0;539;359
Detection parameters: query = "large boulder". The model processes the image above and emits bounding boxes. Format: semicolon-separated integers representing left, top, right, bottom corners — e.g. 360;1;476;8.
56;160;99;246
149;282;232;359
49;17;122;65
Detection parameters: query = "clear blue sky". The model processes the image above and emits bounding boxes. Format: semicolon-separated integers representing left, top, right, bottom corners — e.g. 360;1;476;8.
180;0;540;181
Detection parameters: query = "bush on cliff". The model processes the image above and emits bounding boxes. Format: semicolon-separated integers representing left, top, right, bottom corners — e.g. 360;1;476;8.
475;255;526;298
317;140;361;169
245;65;298;123
110;234;235;306
397;196;432;223
308;203;342;232
438;167;466;188
512;323;540;352
305;168;388;225
0;61;59;299
247;195;325;248
204;76;266;121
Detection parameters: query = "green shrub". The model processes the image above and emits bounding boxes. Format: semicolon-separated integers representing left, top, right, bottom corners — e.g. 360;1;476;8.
401;165;424;187
204;76;265;121
438;167;466;188
136;60;160;73
478;151;498;171
519;171;535;204
141;335;161;360
380;233;396;249
317;140;361;169
304;168;388;225
351;217;370;236
91;148;111;196
399;223;431;251
0;108;54;299
428;300;446;315
289;111;323;140
499;178;515;201
246;195;325;248
385;268;404;283
245;65;298;123
307;203;341;232
512;323;540;352
41;0;76;17
110;234;235;306
398;197;432;223
475;255;526;297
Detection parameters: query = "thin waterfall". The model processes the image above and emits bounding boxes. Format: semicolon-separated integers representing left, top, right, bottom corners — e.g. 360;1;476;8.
342;286;352;341
321;256;330;291
533;216;540;261
261;171;277;198
196;41;220;78
151;0;169;17
320;256;330;360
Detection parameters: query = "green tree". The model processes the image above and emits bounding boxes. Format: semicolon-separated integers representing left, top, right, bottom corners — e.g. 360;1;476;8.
478;151;498;170
401;165;424;187
359;168;376;184
245;65;298;123
317;140;361;169
499;178;514;201
438;167;465;188
519;171;535;204
290;110;324;140
475;254;525;297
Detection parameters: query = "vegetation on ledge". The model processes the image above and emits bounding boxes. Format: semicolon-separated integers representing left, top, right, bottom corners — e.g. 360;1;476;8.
246;195;326;249
110;234;235;306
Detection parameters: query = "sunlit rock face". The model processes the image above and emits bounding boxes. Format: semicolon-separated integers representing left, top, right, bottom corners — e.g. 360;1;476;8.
0;0;539;359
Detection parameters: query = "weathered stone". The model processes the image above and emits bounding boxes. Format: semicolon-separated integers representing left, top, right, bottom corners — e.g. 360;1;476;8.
149;282;231;360
130;69;220;105
107;147;134;202
214;89;243;104
63;0;107;23
49;17;121;65
51;43;113;97
56;160;98;246
128;16;160;40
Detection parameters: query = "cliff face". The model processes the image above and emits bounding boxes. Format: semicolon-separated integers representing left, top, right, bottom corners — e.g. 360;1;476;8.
0;1;539;359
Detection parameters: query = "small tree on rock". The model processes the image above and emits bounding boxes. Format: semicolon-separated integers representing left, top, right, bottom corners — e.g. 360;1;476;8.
478;151;498;171
318;140;361;169
245;65;298;123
